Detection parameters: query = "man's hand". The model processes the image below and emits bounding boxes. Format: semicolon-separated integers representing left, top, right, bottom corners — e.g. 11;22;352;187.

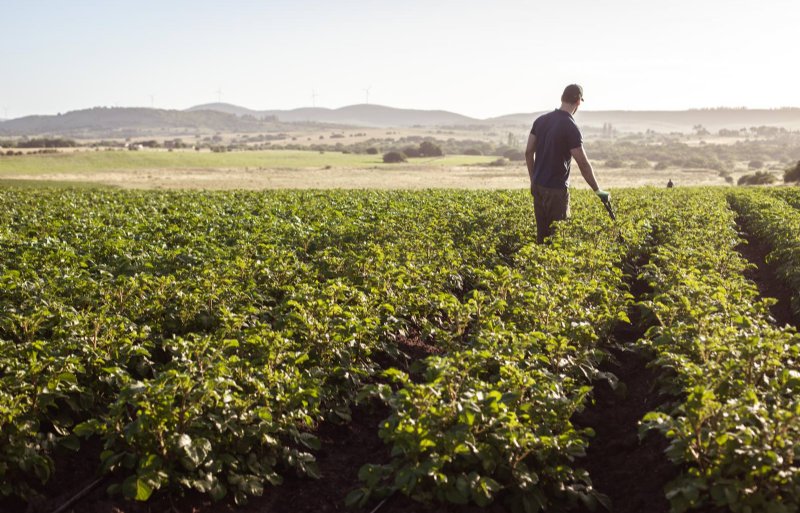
595;189;611;202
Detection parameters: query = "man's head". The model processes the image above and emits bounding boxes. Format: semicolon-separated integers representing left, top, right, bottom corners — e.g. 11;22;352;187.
561;84;584;114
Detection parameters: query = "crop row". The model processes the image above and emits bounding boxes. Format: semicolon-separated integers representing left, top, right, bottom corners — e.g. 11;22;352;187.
0;189;624;507
731;188;800;319
347;192;657;511
638;189;800;513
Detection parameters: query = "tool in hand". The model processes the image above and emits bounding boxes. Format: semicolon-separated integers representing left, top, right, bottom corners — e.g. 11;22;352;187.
601;196;616;221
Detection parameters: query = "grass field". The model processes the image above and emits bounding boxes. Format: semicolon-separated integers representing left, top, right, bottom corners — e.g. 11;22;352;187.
0;148;739;190
0;149;497;175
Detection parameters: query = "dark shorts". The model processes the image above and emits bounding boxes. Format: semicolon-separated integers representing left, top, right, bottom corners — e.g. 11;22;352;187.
532;183;570;243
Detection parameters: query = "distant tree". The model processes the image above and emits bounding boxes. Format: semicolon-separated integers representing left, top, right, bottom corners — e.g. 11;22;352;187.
502;149;525;161
402;146;421;158
17;138;77;148
605;159;625;168
464;148;482;156
654;161;669;170
748;160;764;169
737;171;777;186
785;161;800;183
383;151;406;163
419;141;443;157
365;147;378;155
506;132;519;147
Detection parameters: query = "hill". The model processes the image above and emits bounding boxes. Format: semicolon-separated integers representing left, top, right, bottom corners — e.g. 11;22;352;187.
187;103;479;127
492;108;800;133
0;107;286;137
192;103;800;132
3;104;800;137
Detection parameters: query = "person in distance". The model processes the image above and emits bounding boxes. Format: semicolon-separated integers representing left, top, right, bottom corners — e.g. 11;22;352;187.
525;84;610;243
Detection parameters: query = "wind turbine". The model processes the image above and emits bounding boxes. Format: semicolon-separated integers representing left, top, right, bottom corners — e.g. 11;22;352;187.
363;86;372;105
149;94;155;108
312;89;318;107
215;88;223;103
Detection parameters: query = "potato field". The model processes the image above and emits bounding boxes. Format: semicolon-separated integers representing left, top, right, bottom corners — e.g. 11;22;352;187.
1;187;799;513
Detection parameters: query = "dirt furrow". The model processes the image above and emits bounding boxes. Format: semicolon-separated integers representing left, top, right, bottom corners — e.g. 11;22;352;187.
733;218;798;329
572;268;677;513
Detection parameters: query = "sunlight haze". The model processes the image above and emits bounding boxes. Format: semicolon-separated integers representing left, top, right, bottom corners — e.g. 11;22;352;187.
1;0;798;118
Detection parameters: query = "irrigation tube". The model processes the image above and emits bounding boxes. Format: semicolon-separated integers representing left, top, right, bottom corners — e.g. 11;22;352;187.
368;498;389;513
49;477;105;513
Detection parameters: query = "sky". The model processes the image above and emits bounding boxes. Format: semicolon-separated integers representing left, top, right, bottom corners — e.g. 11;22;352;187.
1;0;798;119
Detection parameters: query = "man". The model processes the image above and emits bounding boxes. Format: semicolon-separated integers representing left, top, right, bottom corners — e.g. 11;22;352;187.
525;84;610;243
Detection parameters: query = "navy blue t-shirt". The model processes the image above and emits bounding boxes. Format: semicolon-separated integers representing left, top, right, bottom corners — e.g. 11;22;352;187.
530;109;583;189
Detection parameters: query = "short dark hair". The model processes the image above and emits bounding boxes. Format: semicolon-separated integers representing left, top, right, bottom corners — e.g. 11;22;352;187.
561;84;584;103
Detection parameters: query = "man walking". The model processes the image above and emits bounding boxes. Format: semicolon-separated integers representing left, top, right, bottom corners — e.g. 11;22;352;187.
525;84;610;243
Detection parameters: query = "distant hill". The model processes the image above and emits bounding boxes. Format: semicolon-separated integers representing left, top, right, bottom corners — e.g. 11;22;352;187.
0;107;285;137
3;104;800;137
186;103;264;118
192;103;800;132
492;109;800;132
188;103;479;127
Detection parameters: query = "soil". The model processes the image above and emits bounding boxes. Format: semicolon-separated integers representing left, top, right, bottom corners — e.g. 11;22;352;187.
733;224;798;328
570;269;677;513
572;346;677;513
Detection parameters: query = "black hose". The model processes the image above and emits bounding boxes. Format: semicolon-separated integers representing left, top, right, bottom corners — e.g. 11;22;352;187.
48;477;106;513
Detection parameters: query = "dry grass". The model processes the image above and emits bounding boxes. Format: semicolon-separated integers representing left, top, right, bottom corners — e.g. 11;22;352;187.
2;163;735;190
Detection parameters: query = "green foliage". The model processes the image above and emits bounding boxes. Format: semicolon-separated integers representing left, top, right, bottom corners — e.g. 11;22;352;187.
353;192;650;510
2;186;800;512
638;189;800;513
382;151;406;163
785;161;800;183
737;171;777;186
419;141;443;157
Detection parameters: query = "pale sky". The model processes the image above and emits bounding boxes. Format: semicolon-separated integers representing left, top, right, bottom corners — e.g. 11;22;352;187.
1;0;798;119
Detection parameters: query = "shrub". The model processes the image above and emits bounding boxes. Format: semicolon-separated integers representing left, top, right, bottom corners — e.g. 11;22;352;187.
464;148;482;156
502;150;525;161
419;141;443;157
365;147;378;155
605;159;625;168
654;161;669;170
488;158;508;167
784;161;800;183
402;146;421;158
748;160;764;169
737;171;777;186
383;151;407;163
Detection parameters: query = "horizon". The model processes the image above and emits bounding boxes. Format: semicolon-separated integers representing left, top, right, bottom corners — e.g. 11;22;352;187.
2;0;799;119
3;102;800;123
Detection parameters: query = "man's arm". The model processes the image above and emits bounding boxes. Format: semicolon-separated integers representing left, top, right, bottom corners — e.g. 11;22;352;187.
569;145;601;192
525;134;536;187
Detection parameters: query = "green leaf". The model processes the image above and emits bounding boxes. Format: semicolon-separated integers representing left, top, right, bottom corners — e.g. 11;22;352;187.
122;475;154;501
297;432;321;451
345;488;369;508
59;434;80;452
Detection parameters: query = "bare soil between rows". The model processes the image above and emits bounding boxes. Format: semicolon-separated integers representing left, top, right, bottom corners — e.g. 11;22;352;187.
734;223;798;329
